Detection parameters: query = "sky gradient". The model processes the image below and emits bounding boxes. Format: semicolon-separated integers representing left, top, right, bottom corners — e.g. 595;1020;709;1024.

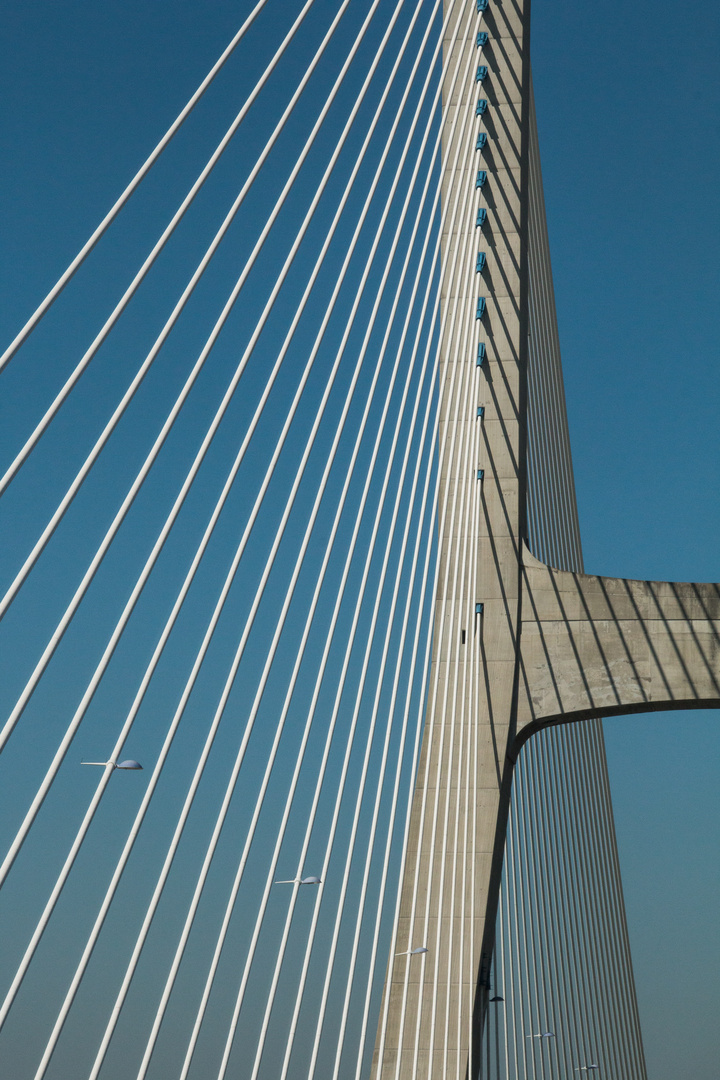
0;2;718;1077
532;3;720;1077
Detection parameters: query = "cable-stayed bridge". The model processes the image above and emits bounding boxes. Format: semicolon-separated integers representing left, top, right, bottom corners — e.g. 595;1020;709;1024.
1;3;718;1079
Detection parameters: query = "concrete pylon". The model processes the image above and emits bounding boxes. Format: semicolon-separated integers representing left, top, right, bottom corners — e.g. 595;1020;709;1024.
372;1;720;1079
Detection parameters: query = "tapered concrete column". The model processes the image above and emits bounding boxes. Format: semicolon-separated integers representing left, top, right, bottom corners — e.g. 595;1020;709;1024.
372;4;719;1078
373;1;532;1076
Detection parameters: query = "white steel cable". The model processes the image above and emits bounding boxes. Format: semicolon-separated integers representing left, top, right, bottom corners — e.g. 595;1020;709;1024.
439;242;486;1067
350;558;439;1080
558;728;616;1073
508;793;527;1078
587;721;648;1078
304;374;440;1080
0;0;269;372
459;381;483;1077
526;80;583;567
156;335;436;1080
372;14;481;1069
528;230;571;566
506;814;526;1079
415;7;528;1065
470;297;490;1072
523;262;601;1080
591;724;647;1078
0;0;403;899
43;209;409;1079
563;727;618;1071
215;379;433;1080
81;38;451;1080
14;2;436;1061
1;8;643;1080
199;219;439;1080
218;306;438;1080
566;727;624;1077
502;865;516;1080
166;24;451;1080
442;203;487;1080
0;0;330;501
442;588;472;1080
374;80;477;1080
460;497;478;1080
517;755;556;1079
414;82;481;1080
262;2;477;1062
528;236;573;566
214;210;442;1080
5;4;425;1062
522;740;581;1080
300;180;447;1080
514;799;534;1080
1;0;427;941
525;273;648;1080
137;127;442;1080
533;738;583;1079
542;730;597;1066
520;83;640;1080
527;276;562;563
498;71;636;1080
278;288;442;1080
432;275;480;1080
531;733;590;1075
406;253;476;1078
212;34;462;1073
468;51;497;1066
524;738;574;1075
367;542;441;1079
568;725;633;1079
0;0;356;619
177;279;439;1080
519;758;550;1074
467;446;483;1076
423;124;496;1080
348;479;440;1080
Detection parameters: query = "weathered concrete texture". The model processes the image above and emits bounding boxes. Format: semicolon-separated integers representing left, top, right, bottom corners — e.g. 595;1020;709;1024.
372;0;531;1075
373;1;718;1078
517;543;720;740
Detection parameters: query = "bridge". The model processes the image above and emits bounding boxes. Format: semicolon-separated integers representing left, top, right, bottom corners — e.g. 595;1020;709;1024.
0;2;716;1079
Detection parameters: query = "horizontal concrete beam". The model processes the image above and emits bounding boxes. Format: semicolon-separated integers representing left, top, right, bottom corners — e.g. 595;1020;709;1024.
516;542;720;748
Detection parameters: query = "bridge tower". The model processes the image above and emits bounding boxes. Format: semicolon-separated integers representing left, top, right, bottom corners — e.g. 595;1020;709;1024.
1;5;718;1078
372;2;720;1078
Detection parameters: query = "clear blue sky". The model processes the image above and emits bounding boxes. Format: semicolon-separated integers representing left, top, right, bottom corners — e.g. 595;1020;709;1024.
0;2;718;1078
532;3;720;1078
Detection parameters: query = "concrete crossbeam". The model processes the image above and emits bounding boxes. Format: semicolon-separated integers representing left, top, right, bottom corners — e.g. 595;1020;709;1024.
517;543;720;740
